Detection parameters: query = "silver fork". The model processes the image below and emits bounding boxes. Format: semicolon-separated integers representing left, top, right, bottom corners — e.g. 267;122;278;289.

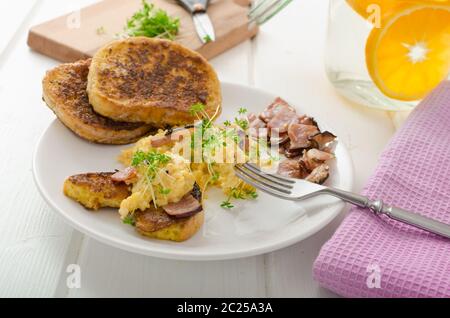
234;163;450;239
248;0;293;25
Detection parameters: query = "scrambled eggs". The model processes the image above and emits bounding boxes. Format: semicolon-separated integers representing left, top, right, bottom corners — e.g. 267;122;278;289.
117;121;259;219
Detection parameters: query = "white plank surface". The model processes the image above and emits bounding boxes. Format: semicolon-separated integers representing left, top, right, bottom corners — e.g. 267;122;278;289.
0;0;403;297
0;0;103;298
0;1;41;64
0;0;73;298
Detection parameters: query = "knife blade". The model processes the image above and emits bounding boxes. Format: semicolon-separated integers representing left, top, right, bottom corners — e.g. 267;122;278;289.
176;0;215;44
193;12;215;43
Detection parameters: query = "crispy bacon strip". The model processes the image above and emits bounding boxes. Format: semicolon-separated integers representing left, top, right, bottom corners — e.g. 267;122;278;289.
111;167;137;184
310;131;337;151
301;149;335;170
287;123;319;150
277;158;309;179
249;97;338;185
267;107;297;134
305;164;330;184
150;129;189;147
260;97;294;123
162;194;202;219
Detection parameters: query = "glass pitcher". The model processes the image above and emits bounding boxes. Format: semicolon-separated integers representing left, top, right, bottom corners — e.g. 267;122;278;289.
325;0;450;111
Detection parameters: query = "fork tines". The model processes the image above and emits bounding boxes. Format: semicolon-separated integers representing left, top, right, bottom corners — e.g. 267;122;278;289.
234;163;294;199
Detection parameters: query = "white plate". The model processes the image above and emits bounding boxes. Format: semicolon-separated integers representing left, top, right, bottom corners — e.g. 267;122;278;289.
33;82;353;261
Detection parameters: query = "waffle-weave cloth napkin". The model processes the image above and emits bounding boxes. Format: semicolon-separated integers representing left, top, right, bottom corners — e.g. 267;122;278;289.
313;81;450;297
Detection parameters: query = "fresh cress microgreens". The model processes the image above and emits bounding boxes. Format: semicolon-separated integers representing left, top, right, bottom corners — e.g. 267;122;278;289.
188;104;260;209
131;150;171;180
131;150;172;208
122;214;136;226
234;107;249;130
234;117;249;130
238;107;247;115
230;185;258;200
221;182;258;209
189;103;211;122
159;187;171;195
220;200;234;209
203;35;213;43
123;0;180;40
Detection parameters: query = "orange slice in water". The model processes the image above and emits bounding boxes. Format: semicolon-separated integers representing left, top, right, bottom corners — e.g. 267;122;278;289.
347;0;449;20
365;4;450;101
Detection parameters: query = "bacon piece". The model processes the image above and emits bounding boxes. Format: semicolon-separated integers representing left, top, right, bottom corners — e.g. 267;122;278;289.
150;129;188;147
135;206;176;232
270;132;289;145
301;149;335;170
150;135;171;147
267;107;297;134
260;97;294;123
277;159;309;179
299;116;318;127
306;148;335;161
310;131;337;151
249;117;268;138
278;141;288;155
162;194;202;219
247;113;257;123
291;115;318;127
111;167;137;184
306;164;330;184
285;147;303;159
287;123;319;150
250;117;266;129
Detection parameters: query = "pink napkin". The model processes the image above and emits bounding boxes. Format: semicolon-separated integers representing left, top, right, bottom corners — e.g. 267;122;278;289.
313;81;450;298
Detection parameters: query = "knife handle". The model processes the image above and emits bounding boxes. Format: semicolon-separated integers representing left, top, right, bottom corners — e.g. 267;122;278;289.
177;0;210;13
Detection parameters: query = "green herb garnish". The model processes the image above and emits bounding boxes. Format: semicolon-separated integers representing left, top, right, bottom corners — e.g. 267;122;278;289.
131;150;171;180
221;183;258;209
203;35;212;43
210;170;220;182
131;150;172;209
220;200;234;209
238;107;247;115
124;0;180;40
159;187;171;195
234;117;249;130
230;186;258;200
123;214;136;226
189;103;207;117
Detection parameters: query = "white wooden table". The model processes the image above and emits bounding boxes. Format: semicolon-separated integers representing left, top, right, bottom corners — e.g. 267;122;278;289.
0;0;406;297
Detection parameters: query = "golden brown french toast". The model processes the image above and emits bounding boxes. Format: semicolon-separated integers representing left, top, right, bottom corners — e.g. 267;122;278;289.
87;37;222;126
43;59;154;144
135;208;204;242
63;172;131;210
64;172;204;241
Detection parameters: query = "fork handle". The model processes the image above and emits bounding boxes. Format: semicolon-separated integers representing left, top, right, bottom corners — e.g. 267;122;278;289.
323;188;450;239
377;204;450;239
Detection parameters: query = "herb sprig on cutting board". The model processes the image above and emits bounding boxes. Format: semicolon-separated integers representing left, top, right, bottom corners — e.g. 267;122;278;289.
123;0;180;40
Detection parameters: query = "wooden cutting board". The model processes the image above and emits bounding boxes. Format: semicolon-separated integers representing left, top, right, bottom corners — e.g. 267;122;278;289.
27;0;257;62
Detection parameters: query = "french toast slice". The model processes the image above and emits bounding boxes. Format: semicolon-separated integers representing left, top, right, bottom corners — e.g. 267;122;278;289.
87;37;222;127
63;172;131;210
135;208;204;242
64;172;204;241
43;59;154;144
